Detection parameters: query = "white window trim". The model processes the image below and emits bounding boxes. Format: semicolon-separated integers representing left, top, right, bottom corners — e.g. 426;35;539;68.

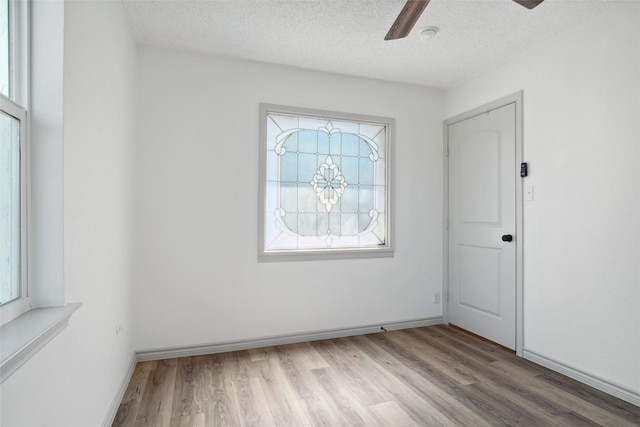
0;303;81;383
258;103;395;262
1;0;30;324
0;0;80;384
0;95;31;325
9;0;29;106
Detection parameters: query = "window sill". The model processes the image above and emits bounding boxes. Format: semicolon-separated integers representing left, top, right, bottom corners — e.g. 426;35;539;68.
0;303;82;383
258;247;394;262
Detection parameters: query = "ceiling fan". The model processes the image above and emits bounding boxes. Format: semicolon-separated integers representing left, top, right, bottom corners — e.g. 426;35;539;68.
385;0;545;40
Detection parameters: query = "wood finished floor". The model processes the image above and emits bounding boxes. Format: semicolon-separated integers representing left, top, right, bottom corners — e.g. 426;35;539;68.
113;325;640;426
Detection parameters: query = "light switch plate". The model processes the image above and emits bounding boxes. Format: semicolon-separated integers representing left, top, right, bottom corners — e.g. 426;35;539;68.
524;185;534;201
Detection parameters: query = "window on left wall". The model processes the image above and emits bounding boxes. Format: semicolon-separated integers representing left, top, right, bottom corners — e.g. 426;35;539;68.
1;0;81;383
1;0;30;323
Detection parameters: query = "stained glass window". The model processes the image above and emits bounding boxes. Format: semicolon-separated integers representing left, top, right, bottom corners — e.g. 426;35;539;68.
259;104;393;261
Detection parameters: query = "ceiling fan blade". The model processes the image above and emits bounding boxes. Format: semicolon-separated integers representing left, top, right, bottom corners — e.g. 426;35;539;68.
512;0;544;9
385;0;431;41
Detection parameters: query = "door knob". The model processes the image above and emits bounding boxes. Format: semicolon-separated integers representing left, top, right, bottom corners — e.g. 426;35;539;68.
502;234;513;242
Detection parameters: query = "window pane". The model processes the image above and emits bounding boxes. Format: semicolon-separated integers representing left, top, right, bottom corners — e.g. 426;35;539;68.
0;0;9;98
0;109;20;305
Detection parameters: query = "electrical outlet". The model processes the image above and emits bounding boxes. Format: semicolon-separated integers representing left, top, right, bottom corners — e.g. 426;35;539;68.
433;292;440;304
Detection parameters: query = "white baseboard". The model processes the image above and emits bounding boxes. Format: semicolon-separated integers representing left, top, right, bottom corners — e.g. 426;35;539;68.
523;348;640;407
102;354;137;427
136;316;444;362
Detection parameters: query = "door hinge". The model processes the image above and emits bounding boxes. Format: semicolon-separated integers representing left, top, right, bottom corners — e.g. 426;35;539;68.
446;144;449;157
446;218;449;229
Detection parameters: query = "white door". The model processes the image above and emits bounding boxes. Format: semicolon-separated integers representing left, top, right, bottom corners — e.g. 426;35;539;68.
447;102;517;350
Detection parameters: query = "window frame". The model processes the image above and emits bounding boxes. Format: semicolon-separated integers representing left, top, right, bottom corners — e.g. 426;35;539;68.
2;0;28;104
0;0;30;325
1;0;80;384
258;103;395;262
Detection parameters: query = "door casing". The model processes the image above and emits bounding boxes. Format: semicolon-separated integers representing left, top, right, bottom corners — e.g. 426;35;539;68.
443;92;524;356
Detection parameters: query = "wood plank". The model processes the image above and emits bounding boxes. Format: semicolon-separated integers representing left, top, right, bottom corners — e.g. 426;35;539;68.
248;346;273;362
310;366;381;425
539;371;640;425
249;353;314;427
354;333;496;426
409;327;630;425
202;352;242;426
113;326;640;427
341;334;463;426
272;343;322;400
113;361;155;427
383;328;481;385
226;351;277;426
171;356;206;417
169;412;205;427
369;400;421;427
292;341;330;370
407;327;573;419
302;394;354;427
368;331;515;425
134;359;178;427
311;338;393;406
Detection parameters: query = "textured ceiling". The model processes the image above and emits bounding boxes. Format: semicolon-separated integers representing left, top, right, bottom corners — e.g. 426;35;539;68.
122;0;617;89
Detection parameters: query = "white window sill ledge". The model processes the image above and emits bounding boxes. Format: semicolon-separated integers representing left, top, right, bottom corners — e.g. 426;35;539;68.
0;303;82;383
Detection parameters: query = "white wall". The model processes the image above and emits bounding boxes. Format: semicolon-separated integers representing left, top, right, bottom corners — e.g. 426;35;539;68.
445;3;640;394
133;48;444;351
0;1;137;426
